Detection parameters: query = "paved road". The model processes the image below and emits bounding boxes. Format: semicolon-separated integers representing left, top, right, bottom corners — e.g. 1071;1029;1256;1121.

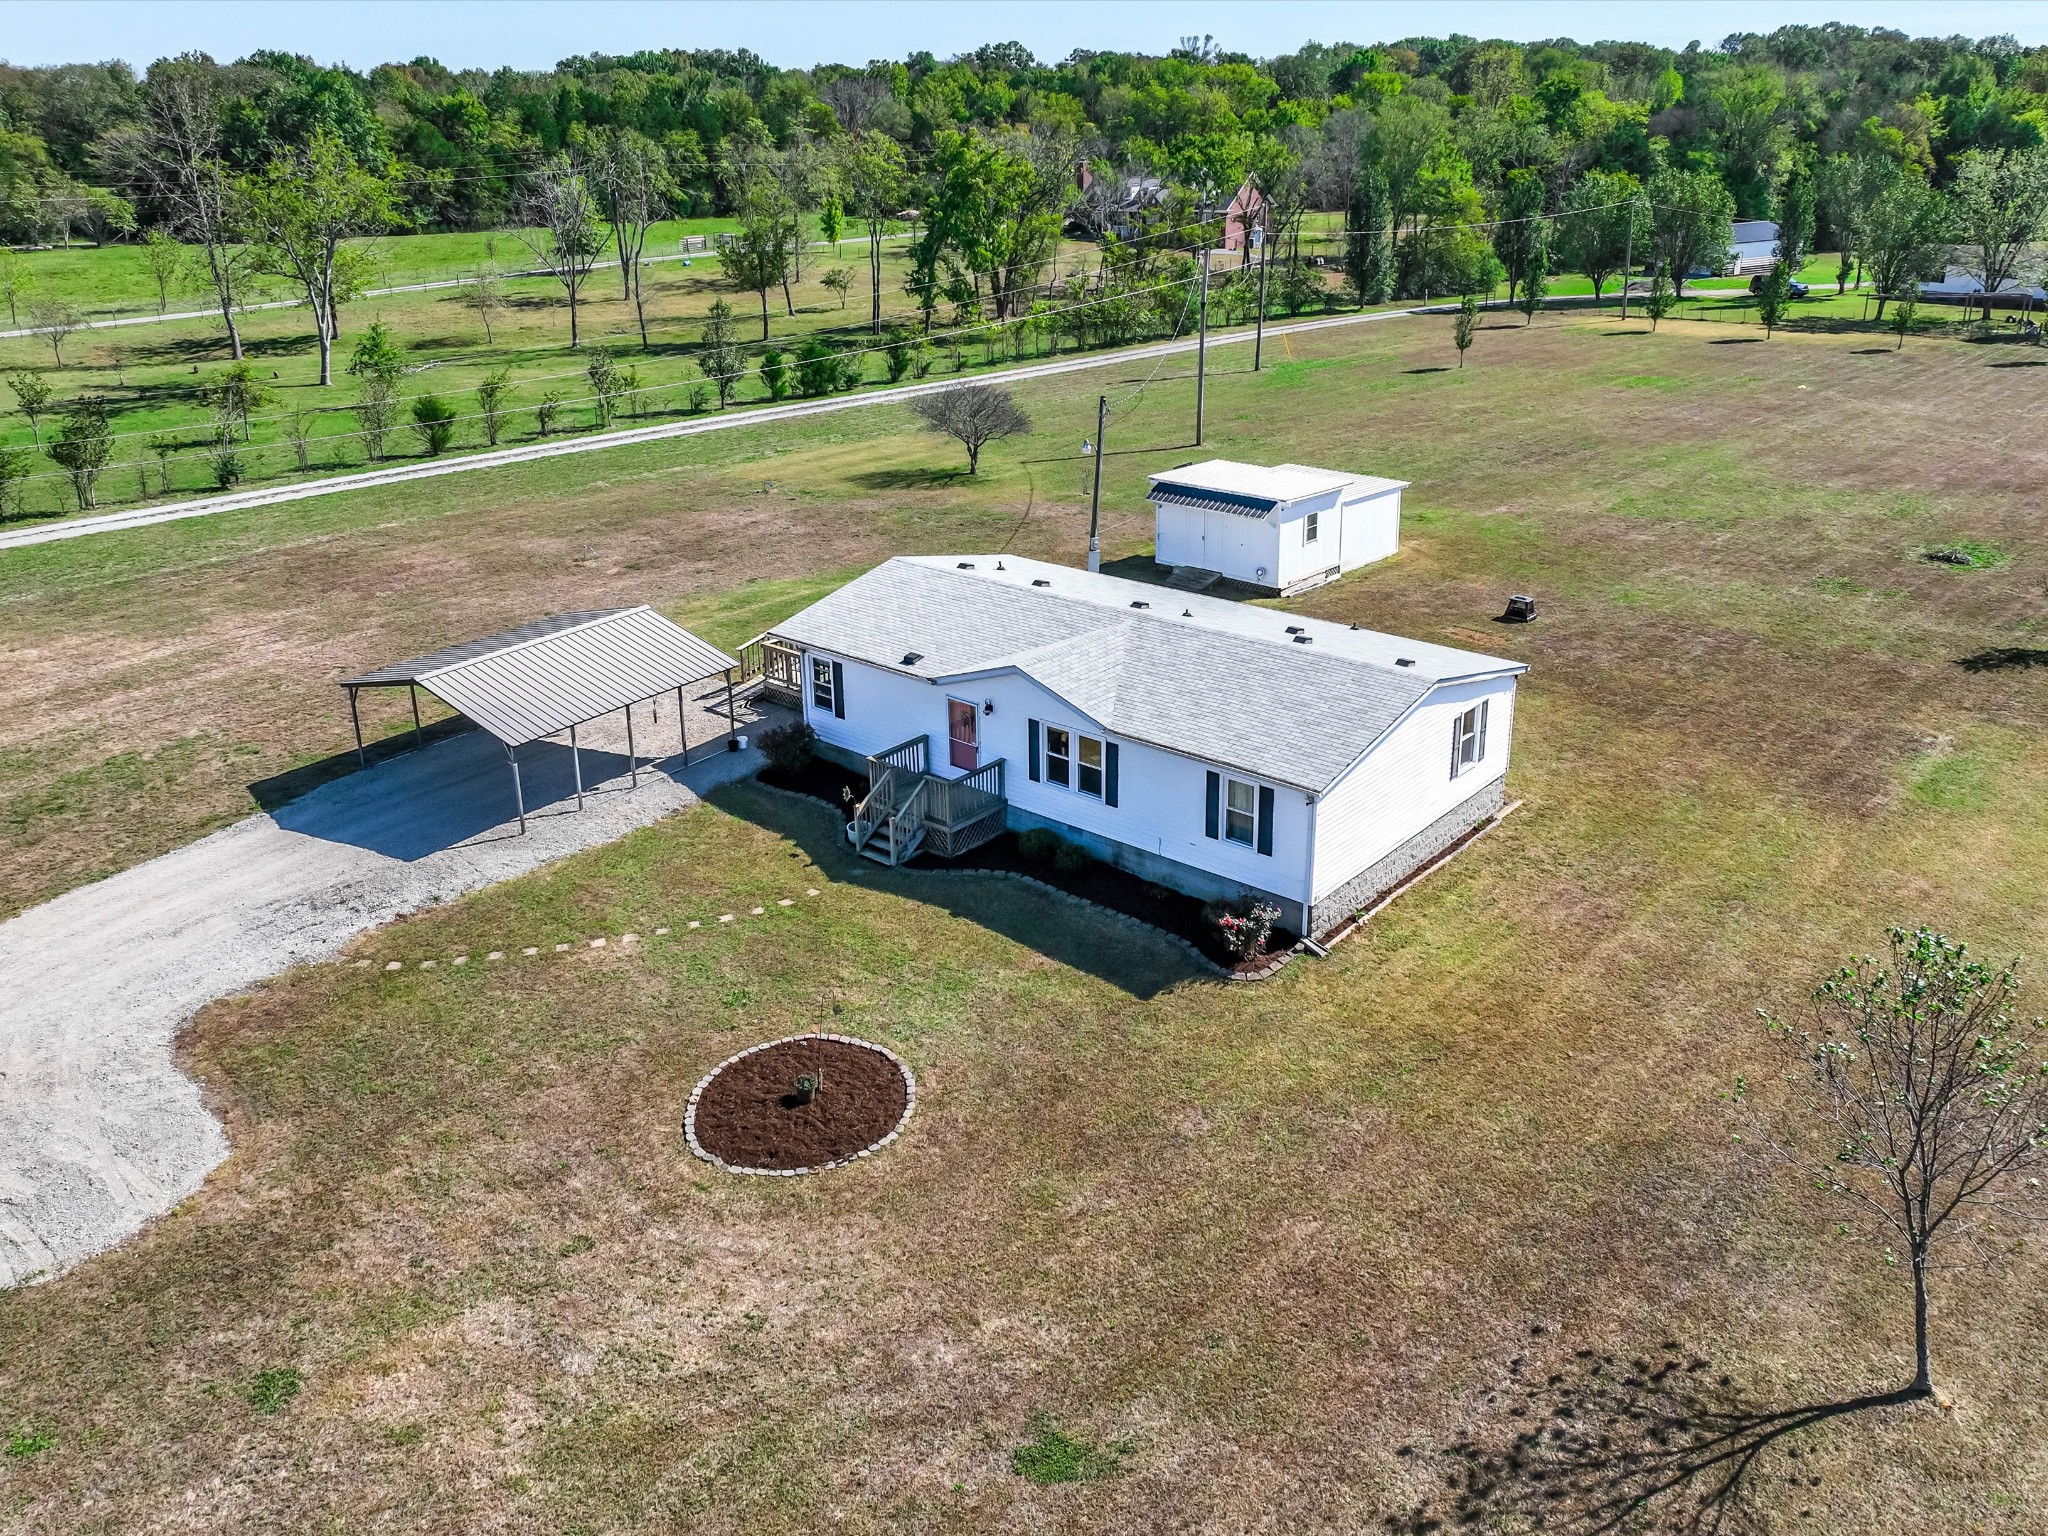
0;302;1454;552
0;702;769;1287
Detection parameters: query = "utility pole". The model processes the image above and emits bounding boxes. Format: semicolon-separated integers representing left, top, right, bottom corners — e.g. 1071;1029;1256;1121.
1195;246;1211;446
1253;223;1269;371
1086;393;1106;573
1620;191;1643;322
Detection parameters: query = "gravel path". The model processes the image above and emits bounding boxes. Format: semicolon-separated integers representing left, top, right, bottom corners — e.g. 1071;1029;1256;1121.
0;709;763;1286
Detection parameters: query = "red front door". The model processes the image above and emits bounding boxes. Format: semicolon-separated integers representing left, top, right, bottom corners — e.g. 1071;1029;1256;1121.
948;699;979;771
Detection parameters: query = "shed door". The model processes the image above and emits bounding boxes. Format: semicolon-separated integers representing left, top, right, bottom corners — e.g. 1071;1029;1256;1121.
947;699;979;771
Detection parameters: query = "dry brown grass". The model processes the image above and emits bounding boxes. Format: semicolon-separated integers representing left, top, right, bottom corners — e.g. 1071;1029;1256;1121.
3;315;2047;1532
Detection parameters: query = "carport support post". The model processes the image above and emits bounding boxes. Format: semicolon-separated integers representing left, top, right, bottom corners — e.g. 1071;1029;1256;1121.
724;669;737;749
408;683;423;750
676;686;689;764
625;703;638;788
349;686;365;767
507;745;527;834
569;722;585;810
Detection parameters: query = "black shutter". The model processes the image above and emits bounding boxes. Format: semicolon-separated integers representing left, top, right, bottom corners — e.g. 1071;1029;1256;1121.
1256;786;1275;855
1204;771;1220;839
1104;742;1119;807
1027;719;1041;782
830;660;845;719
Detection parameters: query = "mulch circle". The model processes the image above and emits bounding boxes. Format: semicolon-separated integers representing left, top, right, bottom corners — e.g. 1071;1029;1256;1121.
685;1035;914;1176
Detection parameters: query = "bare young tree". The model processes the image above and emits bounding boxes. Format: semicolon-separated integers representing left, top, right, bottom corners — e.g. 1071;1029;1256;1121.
133;55;249;359
458;265;506;342
1746;926;2048;1397
515;155;609;349
592;129;679;349
910;383;1031;474
29;299;85;367
820;73;893;134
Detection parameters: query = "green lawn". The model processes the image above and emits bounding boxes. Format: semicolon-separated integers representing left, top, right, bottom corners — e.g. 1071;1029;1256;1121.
2;312;2046;1531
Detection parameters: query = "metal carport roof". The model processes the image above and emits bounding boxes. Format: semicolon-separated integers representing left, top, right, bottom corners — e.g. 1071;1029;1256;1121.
343;607;739;749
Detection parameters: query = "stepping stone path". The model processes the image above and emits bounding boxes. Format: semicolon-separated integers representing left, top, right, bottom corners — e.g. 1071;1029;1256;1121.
353;886;827;974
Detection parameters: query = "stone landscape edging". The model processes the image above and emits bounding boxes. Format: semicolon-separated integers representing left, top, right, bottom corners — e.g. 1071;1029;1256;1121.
683;1032;917;1177
743;778;1289;980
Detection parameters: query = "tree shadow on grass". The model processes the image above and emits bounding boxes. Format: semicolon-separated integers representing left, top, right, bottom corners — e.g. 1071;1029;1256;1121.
1708;337;1763;345
1387;1336;1922;1536
1849;348;1894;355
849;466;971;491
710;777;1206;1001
1957;646;2048;672
1403;365;1453;374
1988;357;2048;367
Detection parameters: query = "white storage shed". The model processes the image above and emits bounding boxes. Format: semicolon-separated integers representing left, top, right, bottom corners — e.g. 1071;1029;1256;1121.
1147;459;1406;596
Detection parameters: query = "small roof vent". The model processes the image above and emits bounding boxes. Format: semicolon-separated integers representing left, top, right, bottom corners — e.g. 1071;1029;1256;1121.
1285;625;1305;635
956;560;976;569
1031;578;1051;587
901;651;924;666
1292;634;1313;645
1395;657;1415;667
1182;609;1194;618
1129;600;1150;609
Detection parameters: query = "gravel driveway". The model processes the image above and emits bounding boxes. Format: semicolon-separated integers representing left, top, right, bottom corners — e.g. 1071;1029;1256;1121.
0;705;767;1287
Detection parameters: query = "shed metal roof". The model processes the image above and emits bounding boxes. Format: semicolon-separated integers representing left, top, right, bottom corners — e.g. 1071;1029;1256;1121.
343;607;738;748
1147;460;1410;518
769;556;1525;792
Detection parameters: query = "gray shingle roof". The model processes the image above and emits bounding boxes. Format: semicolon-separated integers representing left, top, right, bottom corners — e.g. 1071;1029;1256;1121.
770;556;1526;791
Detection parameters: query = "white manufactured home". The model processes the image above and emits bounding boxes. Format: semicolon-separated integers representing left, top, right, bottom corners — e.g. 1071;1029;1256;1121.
763;556;1525;937
1148;459;1407;596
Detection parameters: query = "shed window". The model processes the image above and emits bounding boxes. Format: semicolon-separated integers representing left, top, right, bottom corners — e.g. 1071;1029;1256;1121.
810;657;835;713
1451;700;1490;778
1224;778;1258;845
1304;509;1320;544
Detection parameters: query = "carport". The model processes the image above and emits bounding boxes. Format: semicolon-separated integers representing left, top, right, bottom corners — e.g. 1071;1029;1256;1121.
341;607;742;834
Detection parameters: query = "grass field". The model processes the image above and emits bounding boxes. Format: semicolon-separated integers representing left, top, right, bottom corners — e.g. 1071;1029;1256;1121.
2;311;2047;1532
7;228;1989;529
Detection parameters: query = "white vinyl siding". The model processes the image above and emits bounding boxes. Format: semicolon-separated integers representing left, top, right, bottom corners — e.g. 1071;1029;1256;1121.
1309;677;1514;905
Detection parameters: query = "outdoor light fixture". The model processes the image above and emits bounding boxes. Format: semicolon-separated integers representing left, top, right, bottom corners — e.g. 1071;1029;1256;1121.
983;699;995;715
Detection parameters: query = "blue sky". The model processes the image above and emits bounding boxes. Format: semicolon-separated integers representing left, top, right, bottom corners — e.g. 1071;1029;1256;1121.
8;1;2047;72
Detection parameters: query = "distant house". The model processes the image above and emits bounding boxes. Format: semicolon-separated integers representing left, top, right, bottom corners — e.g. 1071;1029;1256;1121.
1729;220;1780;271
763;556;1525;936
1221;178;1267;255
1918;266;2048;305
1147;459;1407;596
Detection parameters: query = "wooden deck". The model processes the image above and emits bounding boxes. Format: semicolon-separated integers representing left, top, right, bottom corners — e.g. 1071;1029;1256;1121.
848;735;1007;866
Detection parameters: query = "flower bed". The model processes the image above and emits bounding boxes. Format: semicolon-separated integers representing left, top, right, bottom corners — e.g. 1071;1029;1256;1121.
685;1035;914;1176
755;763;1298;971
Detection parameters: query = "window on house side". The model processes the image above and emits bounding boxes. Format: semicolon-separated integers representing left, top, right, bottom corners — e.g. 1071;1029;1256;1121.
1224;777;1258;845
810;657;834;713
1077;735;1104;797
1451;703;1487;777
1305;509;1319;543
1044;725;1071;787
